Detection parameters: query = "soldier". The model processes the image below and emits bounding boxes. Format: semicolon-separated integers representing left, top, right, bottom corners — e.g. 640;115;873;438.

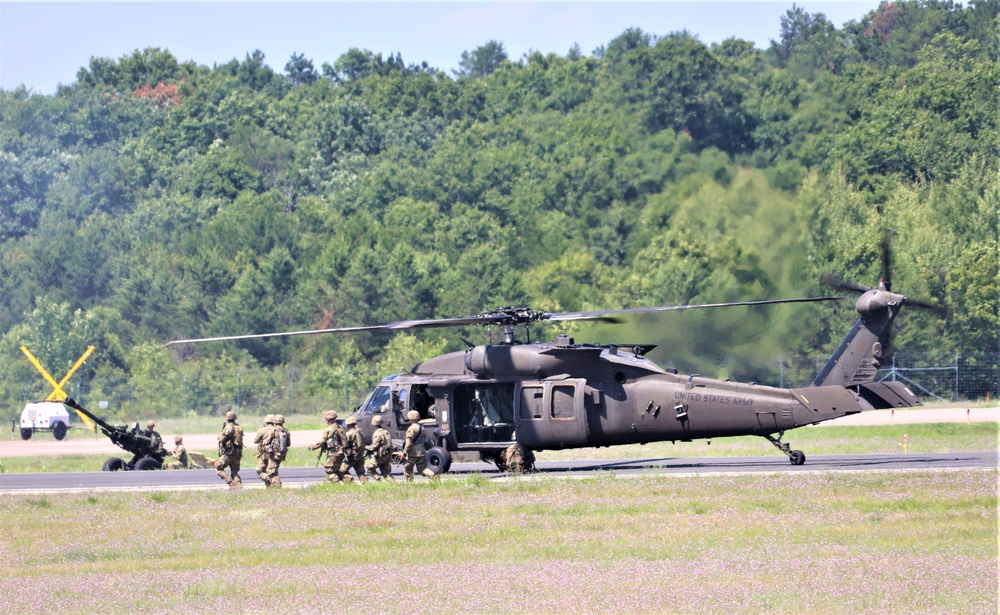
309;410;347;484
216;410;244;488
403;410;436;481
265;414;291;488
165;435;189;470
504;433;535;475
364;415;394;481
145;420;166;455
254;414;275;486
340;416;367;483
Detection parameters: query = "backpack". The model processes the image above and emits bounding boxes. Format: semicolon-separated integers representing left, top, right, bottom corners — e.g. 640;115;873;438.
274;427;289;454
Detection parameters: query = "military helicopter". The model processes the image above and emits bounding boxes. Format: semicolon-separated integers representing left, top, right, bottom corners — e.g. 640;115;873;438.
167;263;940;473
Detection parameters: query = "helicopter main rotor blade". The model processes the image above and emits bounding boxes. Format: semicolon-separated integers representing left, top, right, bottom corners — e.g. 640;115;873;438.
821;274;871;294
166;297;846;347
165;315;510;346
545;296;846;322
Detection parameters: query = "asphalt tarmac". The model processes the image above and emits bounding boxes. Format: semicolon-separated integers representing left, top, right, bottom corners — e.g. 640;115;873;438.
1;452;995;493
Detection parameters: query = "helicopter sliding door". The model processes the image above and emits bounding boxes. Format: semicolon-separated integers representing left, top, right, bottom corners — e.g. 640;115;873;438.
514;379;588;449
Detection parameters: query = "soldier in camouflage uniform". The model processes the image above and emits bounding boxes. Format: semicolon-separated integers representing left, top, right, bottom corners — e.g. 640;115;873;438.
216;411;244;488
165;435;189;470
309;410;347;483
340;416;367;483
364;415;394;481
263;414;290;488
403;410;436;481
254;414;275;486
504;433;535;475
145;420;166;456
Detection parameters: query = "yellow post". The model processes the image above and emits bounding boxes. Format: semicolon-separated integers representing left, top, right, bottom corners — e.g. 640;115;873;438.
903;434;908;454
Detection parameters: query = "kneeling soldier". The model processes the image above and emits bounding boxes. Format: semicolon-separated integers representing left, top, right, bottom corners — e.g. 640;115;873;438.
166;435;189;470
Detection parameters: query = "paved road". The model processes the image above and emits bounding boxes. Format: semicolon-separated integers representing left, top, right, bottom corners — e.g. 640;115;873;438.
1;452;995;493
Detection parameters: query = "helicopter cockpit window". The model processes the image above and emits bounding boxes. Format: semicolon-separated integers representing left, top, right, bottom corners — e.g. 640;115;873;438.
361;386;393;415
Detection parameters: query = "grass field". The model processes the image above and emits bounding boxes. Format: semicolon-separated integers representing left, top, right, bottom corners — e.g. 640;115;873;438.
2;422;995;474
0;470;995;614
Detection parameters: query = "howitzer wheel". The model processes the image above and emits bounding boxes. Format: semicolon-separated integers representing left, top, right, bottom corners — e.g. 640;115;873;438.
52;422;67;440
19;428;31;441
103;457;126;472
134;456;162;471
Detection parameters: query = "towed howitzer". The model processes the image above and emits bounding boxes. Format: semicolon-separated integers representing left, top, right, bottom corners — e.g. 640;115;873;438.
63;398;165;471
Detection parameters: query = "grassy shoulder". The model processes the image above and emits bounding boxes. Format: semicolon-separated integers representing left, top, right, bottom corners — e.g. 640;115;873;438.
0;470;995;613
2;422;995;473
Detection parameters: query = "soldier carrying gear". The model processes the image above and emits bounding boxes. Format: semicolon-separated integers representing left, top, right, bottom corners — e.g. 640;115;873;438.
365;415;394;481
310;410;347;483
403;410;435;481
254;414;276;486
340;416;367;483
263;414;290;488
216;411;244;488
166;435;189;470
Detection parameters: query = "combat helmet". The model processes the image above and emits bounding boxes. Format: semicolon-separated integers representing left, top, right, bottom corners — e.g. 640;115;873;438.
274;414;285;425
407;410;420;422
324;410;338;421
174;435;183;443
372;415;383;427
225;410;237;421
146;420;156;429
265;414;275;425
345;417;357;426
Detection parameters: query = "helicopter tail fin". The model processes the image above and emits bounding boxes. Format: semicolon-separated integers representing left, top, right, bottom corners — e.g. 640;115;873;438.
811;316;885;387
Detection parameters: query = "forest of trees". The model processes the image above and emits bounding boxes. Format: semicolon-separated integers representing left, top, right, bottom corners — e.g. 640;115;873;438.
1;1;997;420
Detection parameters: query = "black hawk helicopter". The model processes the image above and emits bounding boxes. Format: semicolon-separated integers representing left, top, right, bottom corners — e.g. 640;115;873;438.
167;263;941;473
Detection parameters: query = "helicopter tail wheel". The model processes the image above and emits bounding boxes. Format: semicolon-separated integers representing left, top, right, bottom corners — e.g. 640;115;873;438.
762;432;806;465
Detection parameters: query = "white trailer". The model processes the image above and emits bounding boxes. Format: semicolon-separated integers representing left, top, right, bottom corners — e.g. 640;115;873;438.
16;401;72;440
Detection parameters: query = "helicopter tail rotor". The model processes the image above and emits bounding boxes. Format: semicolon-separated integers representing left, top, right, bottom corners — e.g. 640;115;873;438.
814;239;946;387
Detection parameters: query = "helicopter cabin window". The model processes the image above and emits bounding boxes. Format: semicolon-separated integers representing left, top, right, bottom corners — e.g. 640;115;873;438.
454;383;515;443
551;386;575;419
520;387;543;419
361;386;393;415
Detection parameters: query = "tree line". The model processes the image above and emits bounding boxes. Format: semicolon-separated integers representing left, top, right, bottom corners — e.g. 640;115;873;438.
1;1;996;419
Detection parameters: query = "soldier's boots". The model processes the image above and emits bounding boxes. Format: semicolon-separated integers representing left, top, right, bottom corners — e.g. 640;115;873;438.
422;469;438;480
341;476;354;485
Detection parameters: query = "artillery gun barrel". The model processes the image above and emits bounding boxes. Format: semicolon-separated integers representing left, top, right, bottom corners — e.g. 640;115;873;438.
63;398;154;455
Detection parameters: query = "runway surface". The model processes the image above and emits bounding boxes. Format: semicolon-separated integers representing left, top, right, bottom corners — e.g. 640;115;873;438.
1;452;995;493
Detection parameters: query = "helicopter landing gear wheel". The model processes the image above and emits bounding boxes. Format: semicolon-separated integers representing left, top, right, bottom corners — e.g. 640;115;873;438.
762;432;806;465
426;447;452;475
